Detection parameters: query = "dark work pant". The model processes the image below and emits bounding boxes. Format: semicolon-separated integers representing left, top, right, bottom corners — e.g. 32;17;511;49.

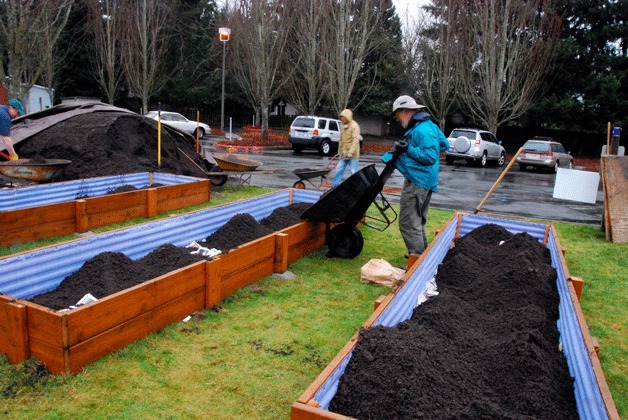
399;179;432;255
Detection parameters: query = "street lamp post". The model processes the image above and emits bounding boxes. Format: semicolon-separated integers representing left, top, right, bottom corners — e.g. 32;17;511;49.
219;27;231;134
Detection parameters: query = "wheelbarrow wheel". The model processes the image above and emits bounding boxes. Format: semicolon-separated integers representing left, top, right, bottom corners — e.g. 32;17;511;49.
293;180;306;189
209;166;228;186
327;224;363;259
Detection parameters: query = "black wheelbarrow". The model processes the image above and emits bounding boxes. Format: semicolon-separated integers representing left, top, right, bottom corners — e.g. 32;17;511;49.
300;141;406;259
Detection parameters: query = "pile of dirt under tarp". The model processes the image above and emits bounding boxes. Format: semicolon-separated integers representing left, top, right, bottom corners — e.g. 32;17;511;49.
28;203;311;310
328;223;579;419
13;108;209;181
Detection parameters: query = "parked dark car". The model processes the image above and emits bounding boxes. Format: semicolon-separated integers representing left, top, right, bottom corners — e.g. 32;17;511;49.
517;137;573;172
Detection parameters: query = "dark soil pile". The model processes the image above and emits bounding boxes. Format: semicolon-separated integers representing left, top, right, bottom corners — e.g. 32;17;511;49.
28;202;311;310
203;202;312;251
106;183;165;195
329;224;579;419
16;112;208;181
29;244;204;310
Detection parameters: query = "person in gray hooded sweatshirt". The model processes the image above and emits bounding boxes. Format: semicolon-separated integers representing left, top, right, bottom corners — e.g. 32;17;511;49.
332;109;361;187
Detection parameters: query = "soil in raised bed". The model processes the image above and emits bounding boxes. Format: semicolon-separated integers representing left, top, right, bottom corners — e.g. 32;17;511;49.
28;202;311;310
328;223;579;419
16;112;209;181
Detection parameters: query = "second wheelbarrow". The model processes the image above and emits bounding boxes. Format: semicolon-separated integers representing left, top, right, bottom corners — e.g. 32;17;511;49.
300;142;406;259
292;155;338;190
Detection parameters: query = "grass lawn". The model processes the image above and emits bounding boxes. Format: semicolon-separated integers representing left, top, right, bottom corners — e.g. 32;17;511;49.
0;186;625;418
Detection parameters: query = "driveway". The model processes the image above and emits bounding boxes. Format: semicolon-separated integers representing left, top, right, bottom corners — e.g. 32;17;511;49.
204;144;604;225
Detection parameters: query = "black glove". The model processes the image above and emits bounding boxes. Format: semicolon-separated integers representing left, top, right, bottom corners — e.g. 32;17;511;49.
394;140;408;155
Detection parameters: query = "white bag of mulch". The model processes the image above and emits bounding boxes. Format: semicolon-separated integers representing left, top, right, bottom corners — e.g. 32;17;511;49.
360;259;405;288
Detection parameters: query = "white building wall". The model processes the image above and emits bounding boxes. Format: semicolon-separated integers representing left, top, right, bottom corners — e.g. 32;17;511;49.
21;85;53;113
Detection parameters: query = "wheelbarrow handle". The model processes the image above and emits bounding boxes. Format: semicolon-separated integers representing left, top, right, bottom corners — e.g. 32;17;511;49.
326;154;340;169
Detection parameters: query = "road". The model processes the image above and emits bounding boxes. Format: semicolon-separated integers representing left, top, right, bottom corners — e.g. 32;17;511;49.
204;142;604;225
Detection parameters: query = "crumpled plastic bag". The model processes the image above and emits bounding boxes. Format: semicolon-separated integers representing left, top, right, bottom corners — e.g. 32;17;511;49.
186;241;222;258
360;259;405;288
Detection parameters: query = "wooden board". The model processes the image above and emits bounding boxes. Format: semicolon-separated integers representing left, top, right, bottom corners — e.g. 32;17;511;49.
1;220;328;373
0;181;210;247
601;156;628;243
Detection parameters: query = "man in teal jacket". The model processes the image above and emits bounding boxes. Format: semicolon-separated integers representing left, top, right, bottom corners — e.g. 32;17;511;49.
382;95;449;257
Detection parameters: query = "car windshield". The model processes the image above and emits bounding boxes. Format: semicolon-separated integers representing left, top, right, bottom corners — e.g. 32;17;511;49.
292;117;315;128
450;129;476;139
522;141;550;152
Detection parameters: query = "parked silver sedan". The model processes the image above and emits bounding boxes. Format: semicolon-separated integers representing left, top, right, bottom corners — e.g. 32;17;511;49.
145;111;211;138
517;137;573;173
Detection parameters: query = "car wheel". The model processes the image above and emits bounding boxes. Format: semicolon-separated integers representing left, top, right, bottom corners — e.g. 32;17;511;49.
519;164;526;171
319;139;332;156
497;152;505;167
553;161;559;173
445;156;454;165
478;152;488;167
194;127;205;138
568;160;573;169
292;144;304;153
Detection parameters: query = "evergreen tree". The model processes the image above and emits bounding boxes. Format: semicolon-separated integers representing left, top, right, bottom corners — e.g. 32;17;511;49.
529;0;627;132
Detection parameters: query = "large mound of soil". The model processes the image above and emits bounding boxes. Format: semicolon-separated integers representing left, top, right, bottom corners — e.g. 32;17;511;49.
28;203;311;310
15;112;208;181
329;224;579;419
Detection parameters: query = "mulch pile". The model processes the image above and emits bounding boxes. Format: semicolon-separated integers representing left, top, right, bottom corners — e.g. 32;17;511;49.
329;223;579;419
29;202;311;310
15;112;209;181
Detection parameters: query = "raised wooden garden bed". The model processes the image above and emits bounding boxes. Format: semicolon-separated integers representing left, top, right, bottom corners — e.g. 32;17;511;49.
0;189;325;374
0;172;210;247
292;212;619;420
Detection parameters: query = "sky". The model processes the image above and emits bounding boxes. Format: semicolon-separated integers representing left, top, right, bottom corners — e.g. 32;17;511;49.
392;0;426;30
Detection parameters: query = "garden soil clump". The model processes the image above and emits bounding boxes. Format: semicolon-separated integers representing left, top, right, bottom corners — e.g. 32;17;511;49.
28;203;311;310
15;112;208;181
329;223;579;419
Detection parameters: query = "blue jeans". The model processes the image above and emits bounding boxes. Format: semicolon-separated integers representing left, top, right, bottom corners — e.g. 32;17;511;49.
332;158;359;187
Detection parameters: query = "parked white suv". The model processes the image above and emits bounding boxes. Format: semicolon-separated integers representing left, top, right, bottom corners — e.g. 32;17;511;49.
288;116;341;156
445;128;506;167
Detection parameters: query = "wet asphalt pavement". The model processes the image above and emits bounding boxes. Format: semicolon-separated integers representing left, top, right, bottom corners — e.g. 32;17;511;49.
205;140;604;225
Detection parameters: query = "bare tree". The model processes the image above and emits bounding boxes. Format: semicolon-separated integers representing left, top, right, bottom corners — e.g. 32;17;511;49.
324;0;389;114
456;0;561;132
86;0;122;104
0;0;74;98
281;0;333;115
118;0;176;113
227;0;293;138
412;0;465;130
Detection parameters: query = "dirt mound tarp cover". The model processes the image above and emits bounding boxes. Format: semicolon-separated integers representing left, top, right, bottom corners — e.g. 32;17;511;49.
9;102;208;180
329;223;579;419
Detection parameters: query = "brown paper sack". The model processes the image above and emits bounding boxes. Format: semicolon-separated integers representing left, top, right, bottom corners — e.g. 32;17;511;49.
360;259;405;287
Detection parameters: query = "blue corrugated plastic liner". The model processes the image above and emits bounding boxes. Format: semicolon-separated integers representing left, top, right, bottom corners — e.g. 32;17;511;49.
0;189;321;299
312;214;608;419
